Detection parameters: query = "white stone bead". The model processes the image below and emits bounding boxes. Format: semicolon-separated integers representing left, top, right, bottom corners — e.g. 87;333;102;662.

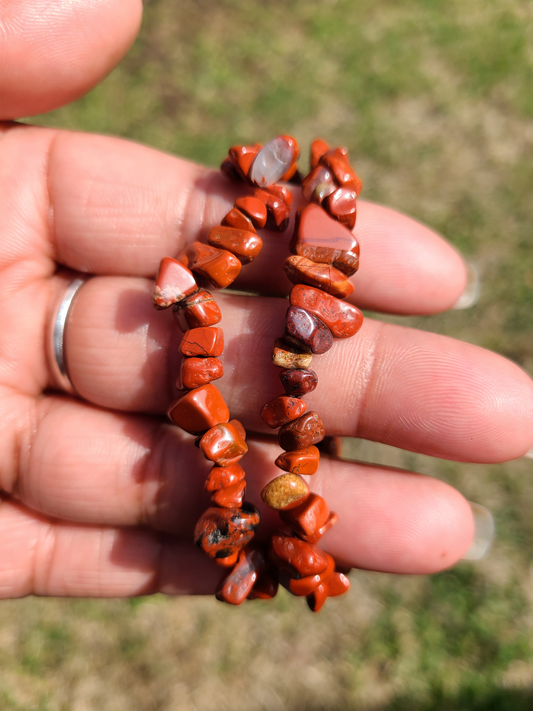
250;137;294;188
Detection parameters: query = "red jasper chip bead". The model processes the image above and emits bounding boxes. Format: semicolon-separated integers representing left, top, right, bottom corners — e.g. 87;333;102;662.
247;567;279;600
268;184;293;210
208;225;263;264
153;257;198;310
194;503;260;560
227;144;262;180
290;285;363;339
280;493;338;544
291;203;359;276
167;383;229;435
217;546;269;605
283;305;333;355
211;480;246;508
310;138;330;170
253;189;291;232
179;327;224;357
205;462;246;491
301;165;336;205
260;395;307;429
269;534;329;579
235;197;267;229
320;147;361;190
274;445;320;475
325;185;357;230
173;289;222;331
178;356;223;390
179;242;242;289
278;411;325;451
279;368;318;396
199;420;248;465
284;255;354;299
221;208;256;232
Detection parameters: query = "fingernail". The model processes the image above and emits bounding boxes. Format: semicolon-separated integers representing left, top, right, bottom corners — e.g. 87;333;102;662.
452;262;481;310
462;502;494;560
524;448;533;459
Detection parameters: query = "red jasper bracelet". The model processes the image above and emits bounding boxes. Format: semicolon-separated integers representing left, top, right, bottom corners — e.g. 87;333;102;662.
152;136;363;611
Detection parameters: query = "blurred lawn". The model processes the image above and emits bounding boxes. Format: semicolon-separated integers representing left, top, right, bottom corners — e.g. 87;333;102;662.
9;0;533;708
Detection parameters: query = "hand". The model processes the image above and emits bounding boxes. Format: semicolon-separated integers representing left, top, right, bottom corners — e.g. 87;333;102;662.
0;0;531;599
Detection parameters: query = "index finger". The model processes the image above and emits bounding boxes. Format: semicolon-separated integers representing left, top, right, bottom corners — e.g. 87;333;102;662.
1;124;467;314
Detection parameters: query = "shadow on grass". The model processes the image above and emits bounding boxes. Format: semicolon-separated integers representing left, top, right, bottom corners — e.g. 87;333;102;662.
384;686;533;711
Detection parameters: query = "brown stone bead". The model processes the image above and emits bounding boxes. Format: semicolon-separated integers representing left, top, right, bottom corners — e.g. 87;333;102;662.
199;420;248;465
272;338;313;370
167;383;229;435
267;184;293;209
275;445;320;475
278;411;325;451
261;473;309;510
208;225;263;264
320;147;361;190
325;185;357;229
301;165;336;205
211;480;246;508
217;546;268;605
280;493;337;544
173;289;222;331
152;257;197;310
279;368;318;397
290;203;359;277
310;138;330;170
269;533;329;578
284;255;354;299
179;241;241;289
283;305;333;354
235;197;267;229
221;207;256;232
177;356;223;390
194;503;260;559
290;285;363;339
260;395;307;429
205;462;246;491
228;143;262;180
253;189;290;232
179;327;224;357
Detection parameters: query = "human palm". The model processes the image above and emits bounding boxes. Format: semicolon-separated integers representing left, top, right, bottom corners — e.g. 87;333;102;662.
0;0;531;599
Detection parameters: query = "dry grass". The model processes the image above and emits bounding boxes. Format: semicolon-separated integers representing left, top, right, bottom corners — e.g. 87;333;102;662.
14;0;533;709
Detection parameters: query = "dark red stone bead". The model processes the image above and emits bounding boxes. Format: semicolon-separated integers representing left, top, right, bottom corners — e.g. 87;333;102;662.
284;255;354;299
205;462;246;491
217;546;268;605
194;503;260;560
247;567;279;600
290;203;359;277
235;196;267;229
227;144;262;180
325;185;357;229
280;493;337;544
221;207;256;232
279;368;318;397
320;147;362;191
173;289;222;331
269;534;329;578
290;285;363;339
283;305;333;354
278;411;325;451
267;183;293;210
301;165;336;205
253;189;290;232
310;138;330;170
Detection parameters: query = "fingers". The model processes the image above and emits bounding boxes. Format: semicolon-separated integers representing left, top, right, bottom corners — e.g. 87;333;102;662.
0;395;474;598
61;277;533;463
0;126;467;314
0;0;142;119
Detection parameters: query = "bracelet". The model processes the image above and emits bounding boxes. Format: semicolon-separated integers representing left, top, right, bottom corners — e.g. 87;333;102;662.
152;136;363;611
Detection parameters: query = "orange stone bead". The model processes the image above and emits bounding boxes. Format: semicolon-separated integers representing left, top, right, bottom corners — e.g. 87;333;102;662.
173;289;222;331
208;225;263;264
290;285;363;338
275;445;320;475
284;255;354;299
221;208;255;232
199;420;248;465
325;185;357;229
179;327;224;357
215;551;239;568
167;383;229;435
152;257;197;310
217;546;268;605
290;203;359;276
177;357;223;390
278;411;325;451
211;480;246;508
310;138;330;170
260;395;307;429
261;473;309;510
280;493;338;544
205;462;246;491
269;533;329;578
267;184;293;210
228;143;262;180
194;503;260;560
301;165;336;205
320;147;361;189
253;189;290;232
179;241;241;289
235;196;267;229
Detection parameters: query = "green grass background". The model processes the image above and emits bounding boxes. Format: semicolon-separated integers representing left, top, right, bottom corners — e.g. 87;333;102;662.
5;0;532;708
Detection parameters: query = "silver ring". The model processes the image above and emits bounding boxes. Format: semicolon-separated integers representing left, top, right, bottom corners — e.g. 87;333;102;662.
49;277;87;394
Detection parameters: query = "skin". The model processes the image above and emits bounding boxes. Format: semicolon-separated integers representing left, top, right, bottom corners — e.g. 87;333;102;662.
0;0;532;599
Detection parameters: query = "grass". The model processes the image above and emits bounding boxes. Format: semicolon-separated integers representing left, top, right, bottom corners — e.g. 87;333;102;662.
10;0;533;708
